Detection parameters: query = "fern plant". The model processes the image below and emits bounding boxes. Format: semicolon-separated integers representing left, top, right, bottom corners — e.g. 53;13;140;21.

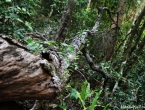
69;81;104;110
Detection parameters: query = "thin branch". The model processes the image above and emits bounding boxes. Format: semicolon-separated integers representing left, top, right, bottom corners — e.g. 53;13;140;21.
63;93;70;101
75;70;87;80
29;100;38;110
105;9;118;27
81;47;110;79
92;7;108;31
25;32;48;41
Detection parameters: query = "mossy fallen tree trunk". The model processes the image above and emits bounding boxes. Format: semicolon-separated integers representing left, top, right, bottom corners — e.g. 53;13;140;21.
0;0;76;102
0;29;92;101
0;7;110;102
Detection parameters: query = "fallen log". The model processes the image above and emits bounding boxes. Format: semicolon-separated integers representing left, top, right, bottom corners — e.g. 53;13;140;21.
0;35;65;101
0;7;111;101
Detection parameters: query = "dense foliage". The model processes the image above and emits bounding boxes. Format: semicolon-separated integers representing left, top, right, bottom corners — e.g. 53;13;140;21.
1;0;145;109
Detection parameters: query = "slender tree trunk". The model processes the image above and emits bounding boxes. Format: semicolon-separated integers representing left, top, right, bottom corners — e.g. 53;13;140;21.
105;0;126;61
55;0;76;42
108;0;127;96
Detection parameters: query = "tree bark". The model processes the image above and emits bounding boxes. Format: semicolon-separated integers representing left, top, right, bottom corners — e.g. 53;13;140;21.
0;36;61;101
55;0;76;42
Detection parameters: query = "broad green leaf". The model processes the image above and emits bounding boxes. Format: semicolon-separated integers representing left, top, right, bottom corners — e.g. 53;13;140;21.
65;59;70;68
90;90;102;110
5;0;11;2
57;52;66;56
86;82;91;97
74;65;78;70
80;81;87;101
15;18;23;23
61;43;69;47
59;101;67;110
27;38;33;43
44;41;57;45
80;81;91;101
77;92;87;110
70;88;78;99
10;13;18;18
67;46;75;52
25;21;33;31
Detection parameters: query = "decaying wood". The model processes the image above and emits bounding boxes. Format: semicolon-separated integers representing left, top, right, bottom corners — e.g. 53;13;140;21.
0;35;67;101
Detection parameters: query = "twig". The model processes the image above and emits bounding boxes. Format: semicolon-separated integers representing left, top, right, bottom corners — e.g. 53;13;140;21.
63;93;70;101
29;100;38;110
25;32;47;41
92;7;108;31
75;70;87;80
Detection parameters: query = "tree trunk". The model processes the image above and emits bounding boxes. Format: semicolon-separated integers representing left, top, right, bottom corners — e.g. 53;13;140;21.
104;0;126;61
55;0;76;42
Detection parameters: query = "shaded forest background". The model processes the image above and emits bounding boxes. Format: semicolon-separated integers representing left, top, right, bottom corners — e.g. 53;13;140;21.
0;0;145;109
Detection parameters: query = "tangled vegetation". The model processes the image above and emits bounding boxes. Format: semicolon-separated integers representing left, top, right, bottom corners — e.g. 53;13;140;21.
0;0;145;110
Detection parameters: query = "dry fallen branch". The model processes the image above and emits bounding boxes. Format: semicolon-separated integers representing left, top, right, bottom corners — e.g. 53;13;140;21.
81;47;110;79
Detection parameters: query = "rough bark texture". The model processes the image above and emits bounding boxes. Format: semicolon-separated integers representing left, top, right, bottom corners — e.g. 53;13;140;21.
0;36;60;101
55;0;76;42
